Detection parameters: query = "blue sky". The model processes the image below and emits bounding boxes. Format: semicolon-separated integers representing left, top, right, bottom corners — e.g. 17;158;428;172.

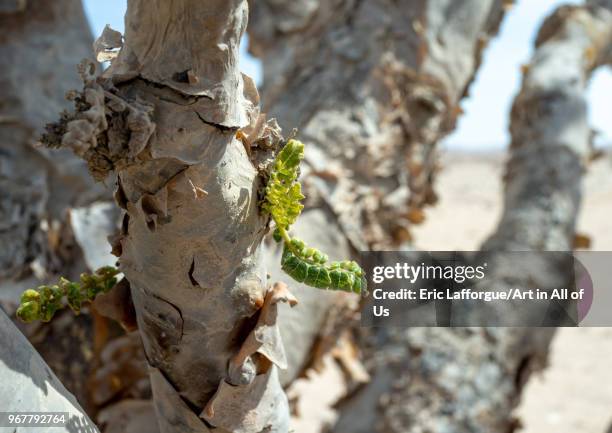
83;0;611;150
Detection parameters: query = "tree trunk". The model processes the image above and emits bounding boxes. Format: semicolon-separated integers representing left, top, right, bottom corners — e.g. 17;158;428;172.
248;0;507;386
332;2;612;432
44;1;292;432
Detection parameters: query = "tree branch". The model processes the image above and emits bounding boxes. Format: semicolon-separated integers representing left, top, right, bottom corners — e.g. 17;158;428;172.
333;2;612;432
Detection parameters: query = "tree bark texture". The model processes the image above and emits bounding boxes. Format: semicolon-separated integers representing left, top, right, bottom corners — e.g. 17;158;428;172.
250;0;506;251
0;0;106;286
48;1;292;432
0;0;117;417
248;0;507;386
332;2;612;432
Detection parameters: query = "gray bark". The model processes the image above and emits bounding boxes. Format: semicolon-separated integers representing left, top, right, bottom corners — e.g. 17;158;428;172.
250;0;506;251
44;1;292;432
332;2;612;432
248;0;507;386
0;0;115;417
0;0;107;286
0;308;98;433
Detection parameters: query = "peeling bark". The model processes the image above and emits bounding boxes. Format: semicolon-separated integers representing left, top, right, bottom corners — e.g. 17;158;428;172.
248;0;507;386
43;1;292;432
332;2;612;432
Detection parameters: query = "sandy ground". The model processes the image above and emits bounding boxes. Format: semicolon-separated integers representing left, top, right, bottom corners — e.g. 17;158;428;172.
412;151;612;433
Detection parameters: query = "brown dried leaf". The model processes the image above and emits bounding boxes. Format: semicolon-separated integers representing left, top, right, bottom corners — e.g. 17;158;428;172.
229;282;297;381
406;207;426;225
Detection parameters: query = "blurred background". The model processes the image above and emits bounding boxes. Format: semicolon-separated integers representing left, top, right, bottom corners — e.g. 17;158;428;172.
82;2;612;432
81;2;612;433
1;1;611;432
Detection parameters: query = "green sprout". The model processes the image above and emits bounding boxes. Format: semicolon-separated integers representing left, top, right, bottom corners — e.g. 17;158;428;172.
263;139;366;293
16;266;120;323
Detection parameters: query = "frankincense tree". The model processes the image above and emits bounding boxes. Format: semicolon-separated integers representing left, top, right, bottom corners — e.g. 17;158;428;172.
14;1;363;432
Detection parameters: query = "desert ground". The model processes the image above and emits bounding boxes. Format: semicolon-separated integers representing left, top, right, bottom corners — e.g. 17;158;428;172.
412;150;612;433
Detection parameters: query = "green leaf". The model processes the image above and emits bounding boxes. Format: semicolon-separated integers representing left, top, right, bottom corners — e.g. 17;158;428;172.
16;266;120;323
263;138;366;294
262;139;305;230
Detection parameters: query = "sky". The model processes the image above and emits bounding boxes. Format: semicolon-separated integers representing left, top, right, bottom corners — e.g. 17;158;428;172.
82;0;611;151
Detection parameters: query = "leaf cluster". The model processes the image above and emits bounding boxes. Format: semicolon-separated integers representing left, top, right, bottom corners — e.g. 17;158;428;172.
261;139;305;231
16;266;120;323
263;139;366;294
281;239;365;293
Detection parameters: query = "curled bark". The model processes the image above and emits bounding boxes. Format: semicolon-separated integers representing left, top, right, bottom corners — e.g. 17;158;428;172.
43;1;292;432
332;2;612;432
